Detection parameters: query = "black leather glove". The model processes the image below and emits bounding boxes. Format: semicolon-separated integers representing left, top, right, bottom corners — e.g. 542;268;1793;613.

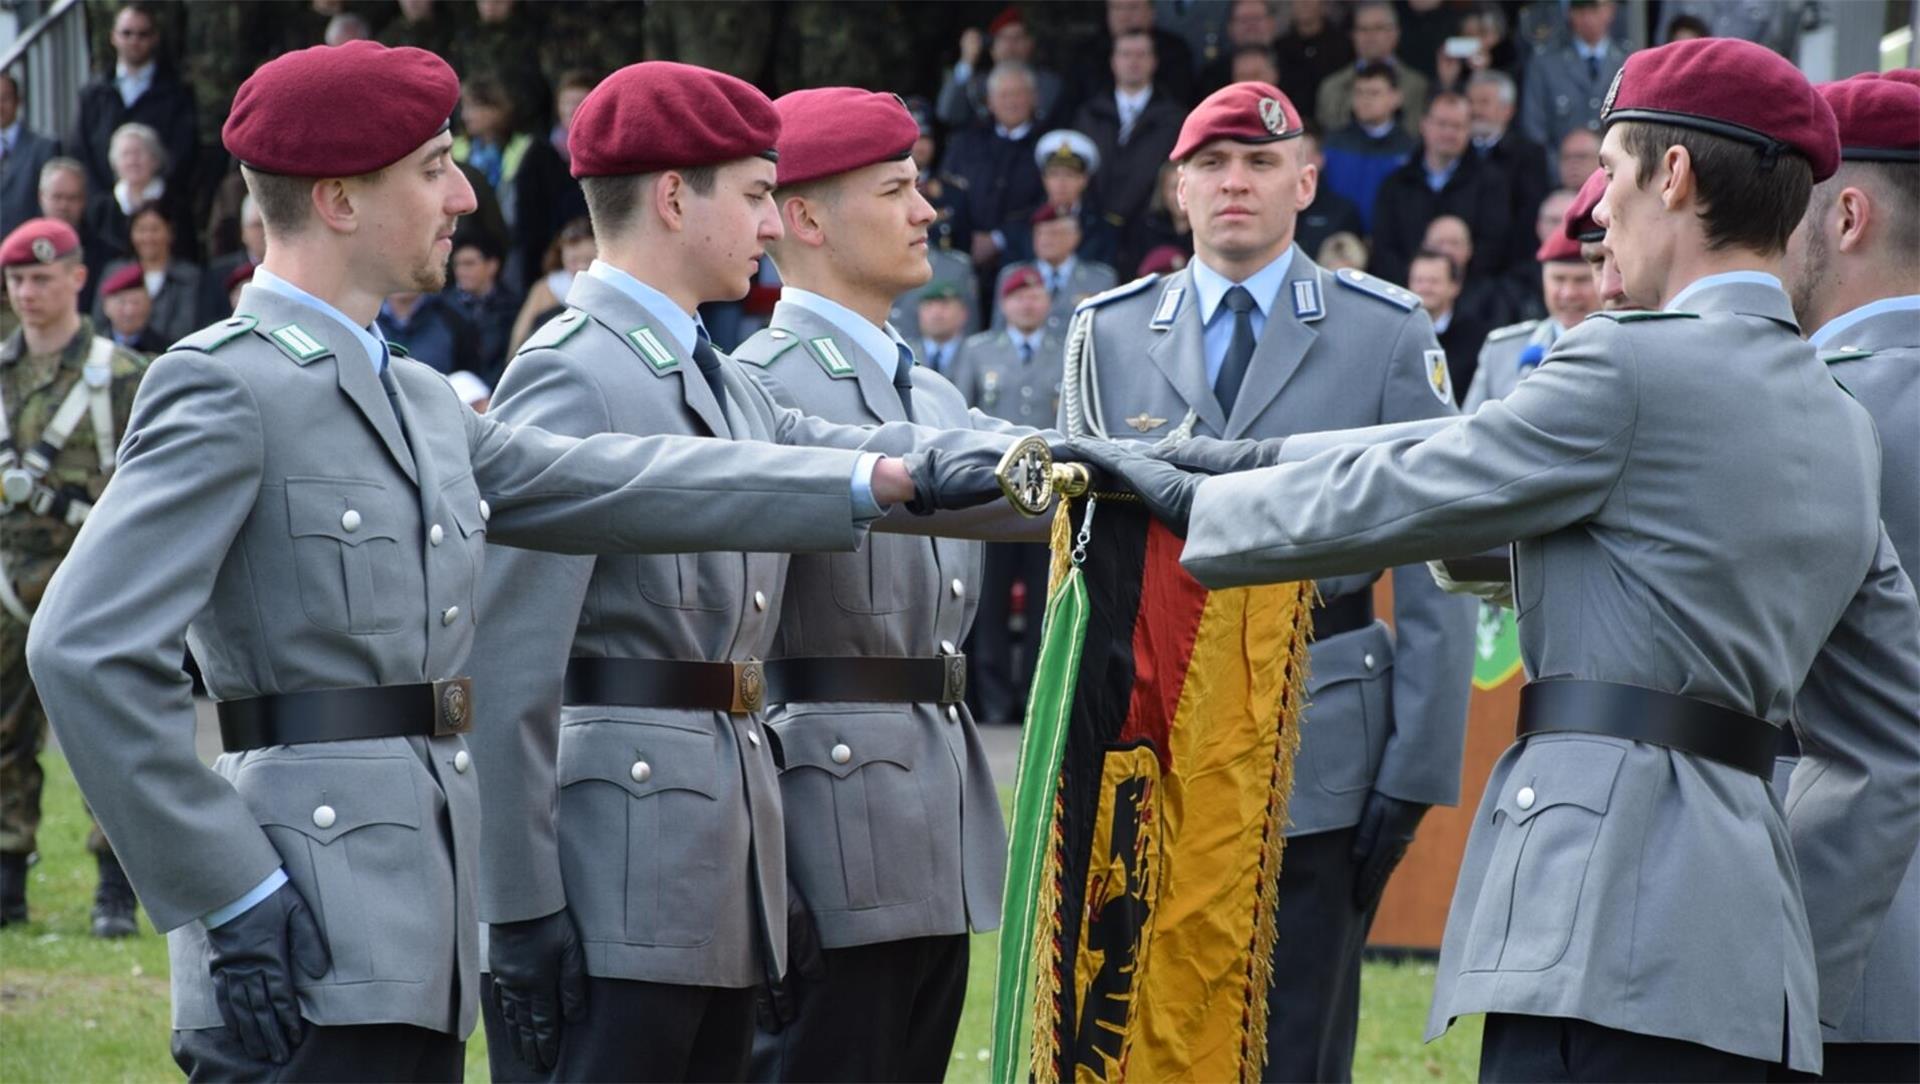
205;880;331;1064
903;439;1077;515
1350;793;1429;912
1068;439;1206;537
754;883;827;1034
1150;435;1287;475
489;908;589;1072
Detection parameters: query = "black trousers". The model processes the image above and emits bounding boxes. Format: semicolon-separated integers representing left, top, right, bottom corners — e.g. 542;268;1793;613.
172;1022;463;1082
1774;1043;1920;1083
481;973;754;1083
751;933;969;1084
1262;826;1375;1083
1480;1013;1773;1082
967;541;1052;723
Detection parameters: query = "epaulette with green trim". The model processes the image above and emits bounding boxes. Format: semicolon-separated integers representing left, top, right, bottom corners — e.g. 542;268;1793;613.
170;315;258;354
1073;274;1159;315
521;308;591;351
731;327;804;368
386;341;411;359
1333;267;1419;312
1592;310;1699;323
1820;347;1876;364
1484;319;1540;344
803;334;859;379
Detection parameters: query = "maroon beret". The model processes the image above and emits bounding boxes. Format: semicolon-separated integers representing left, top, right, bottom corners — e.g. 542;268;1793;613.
0;218;81;267
988;6;1024;35
773;88;918;188
1536;228;1584;264
226;262;257;292
1170;81;1303;161
1137;244;1188;277
100;264;146;296
1819;75;1920;162
1030;202;1073;226
571;62;779;179
224;41;458;177
1564;168;1608;242
1876;69;1920;89
1001;265;1046;299
1601;38;1839;181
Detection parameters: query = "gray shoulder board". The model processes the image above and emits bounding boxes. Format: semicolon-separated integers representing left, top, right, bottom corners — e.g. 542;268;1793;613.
732;328;804;369
1073;273;1160;315
1593;310;1699;323
1332;267;1419;312
521;308;590;351
1484;319;1540;344
172;315;258;354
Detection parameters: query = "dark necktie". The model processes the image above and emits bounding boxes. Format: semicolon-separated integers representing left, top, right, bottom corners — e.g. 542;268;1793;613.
377;357;413;453
1019;338;1034;364
1214;285;1257;416
1587;54;1601;83
893;343;917;421
692;326;726;403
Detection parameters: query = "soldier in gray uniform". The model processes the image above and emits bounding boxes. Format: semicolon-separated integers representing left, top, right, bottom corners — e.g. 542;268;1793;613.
22;44;993;1082
1058;80;1475;1082
1774;72;1920;1084
990;202;1118;334
466;64;1026;1083
1089;39;1920;1080
734;87;1048;1082
954;265;1067;725
1461;219;1600;412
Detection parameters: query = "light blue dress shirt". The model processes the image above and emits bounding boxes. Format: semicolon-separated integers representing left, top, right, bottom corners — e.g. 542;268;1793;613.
250;267;391;376
585;260;700;355
1809;295;1920;349
1189;247;1296;387
1666;270;1786;313
115;62;155;108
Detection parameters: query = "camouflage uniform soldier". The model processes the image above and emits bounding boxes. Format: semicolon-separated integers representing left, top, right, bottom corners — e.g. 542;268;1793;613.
0;219;147;937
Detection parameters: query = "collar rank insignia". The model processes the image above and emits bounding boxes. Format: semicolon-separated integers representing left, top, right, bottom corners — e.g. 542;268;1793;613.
1425;349;1453;404
809;336;857;377
1127;413;1168;433
1150;285;1184;330
627;326;678;373
1292;279;1325;321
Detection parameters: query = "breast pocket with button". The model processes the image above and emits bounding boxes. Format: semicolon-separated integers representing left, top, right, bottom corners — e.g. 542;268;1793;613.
773;709;932;912
554;717;728;948
1302;621;1394;795
632;552;735;613
1461;737;1625;974
285;477;410;634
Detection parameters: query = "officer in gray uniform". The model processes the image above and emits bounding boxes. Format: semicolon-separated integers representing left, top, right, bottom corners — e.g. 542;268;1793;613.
1059;81;1475;1082
1775;72;1920;1084
467;64;1025;1082
990;202;1118;334
1462;220;1600;412
734;87;1047;1082
1091;40;1920;1080
23;44;988;1082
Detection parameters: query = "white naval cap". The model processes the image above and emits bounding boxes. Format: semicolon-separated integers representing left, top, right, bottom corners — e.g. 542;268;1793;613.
1034;129;1100;176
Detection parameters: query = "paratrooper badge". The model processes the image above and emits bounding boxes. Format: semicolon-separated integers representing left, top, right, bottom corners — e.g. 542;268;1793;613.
1258;97;1285;134
30;238;56;263
1127;413;1167;433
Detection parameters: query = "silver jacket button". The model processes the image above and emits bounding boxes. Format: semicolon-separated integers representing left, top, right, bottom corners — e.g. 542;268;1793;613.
747;729;761;747
946;705;960;724
1363;653;1376;670
753;590;767;612
1515;786;1536;811
630;760;652;783
453;750;471;773
441;606;460;626
950;578;965;598
478;499;491;522
312;804;337;829
830;743;852;764
340;509;361;532
940;640;956;655
429;524;444;546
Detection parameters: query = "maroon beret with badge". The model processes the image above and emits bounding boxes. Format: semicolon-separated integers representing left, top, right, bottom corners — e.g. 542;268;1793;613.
1001;265;1046;299
1818;75;1920;162
0;218;81;268
1600;38;1839;181
224;41;458;177
773;87;919;188
571;62;780;179
99;264;146;296
1170;81;1303;161
1563;167;1609;243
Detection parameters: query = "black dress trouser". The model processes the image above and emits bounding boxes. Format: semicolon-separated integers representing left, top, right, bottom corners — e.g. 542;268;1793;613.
172;1022;463;1082
751;933;969;1084
967;541;1052;724
1480;1013;1773;1082
1262;826;1374;1083
481;973;755;1083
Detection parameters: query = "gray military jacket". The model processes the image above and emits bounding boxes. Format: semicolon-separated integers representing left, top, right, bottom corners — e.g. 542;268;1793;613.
992;257;1119;334
1067;251;1476;836
1180;280;1920;1071
1777;304;1920;1045
467;275;1017;986
735;298;1035;948
23;285;874;1037
1462;318;1559;412
952;326;1064;427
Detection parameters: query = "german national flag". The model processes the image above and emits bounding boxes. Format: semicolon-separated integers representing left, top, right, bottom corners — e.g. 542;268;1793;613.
993;500;1316;1084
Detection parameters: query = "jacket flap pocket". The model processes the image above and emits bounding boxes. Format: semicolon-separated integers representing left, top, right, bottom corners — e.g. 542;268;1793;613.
237;755;420;844
1307;621;1393;692
286;476;403;544
557;719;719;799
441;474;487;538
777;713;916;779
1501;738;1625;824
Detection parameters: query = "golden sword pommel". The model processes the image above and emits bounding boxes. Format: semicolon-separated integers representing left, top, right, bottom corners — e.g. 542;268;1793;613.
994;435;1092;516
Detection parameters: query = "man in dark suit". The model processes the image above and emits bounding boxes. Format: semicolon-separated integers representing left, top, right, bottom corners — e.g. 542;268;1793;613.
65;3;197;199
1408;248;1489;404
938;62;1046;304
1;74;59;231
1073;30;1185;240
1368;92;1512;287
1069;0;1198;111
1467;70;1551;273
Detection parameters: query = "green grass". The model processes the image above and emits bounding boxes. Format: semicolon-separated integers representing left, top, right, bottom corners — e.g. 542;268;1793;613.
1;753;1478;1082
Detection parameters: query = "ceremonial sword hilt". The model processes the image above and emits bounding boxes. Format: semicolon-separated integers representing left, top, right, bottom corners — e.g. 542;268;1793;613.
994;435;1092;517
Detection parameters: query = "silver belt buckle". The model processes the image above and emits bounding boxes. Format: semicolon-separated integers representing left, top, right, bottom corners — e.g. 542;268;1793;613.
730;660;765;715
433;677;473;736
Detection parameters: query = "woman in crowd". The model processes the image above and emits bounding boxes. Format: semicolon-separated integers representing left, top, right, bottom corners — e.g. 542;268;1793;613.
506;216;596;355
94;204;202;346
83;122;195;265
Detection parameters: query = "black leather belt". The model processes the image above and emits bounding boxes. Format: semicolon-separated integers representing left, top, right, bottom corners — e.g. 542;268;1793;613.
763;654;968;705
1517;679;1780;778
564;657;765;714
218;678;473;752
1311;591;1374;641
1440;548;1513;583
